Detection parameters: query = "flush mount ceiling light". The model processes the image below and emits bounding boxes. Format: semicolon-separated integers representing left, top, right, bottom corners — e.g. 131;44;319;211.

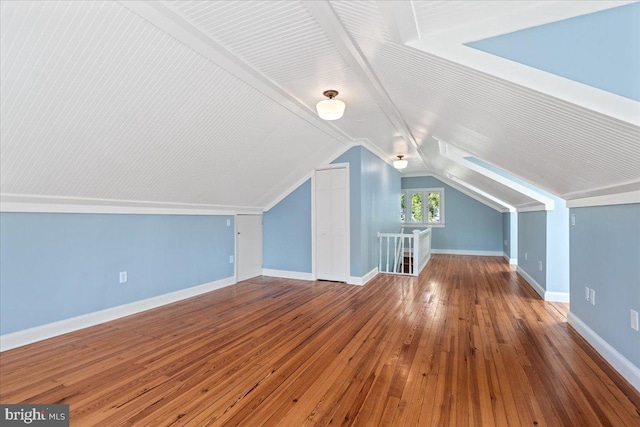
316;90;345;120
393;155;408;170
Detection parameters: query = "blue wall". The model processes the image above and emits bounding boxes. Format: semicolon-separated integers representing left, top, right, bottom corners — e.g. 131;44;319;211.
359;147;402;275
0;213;235;335
468;157;569;293
466;2;640;101
263;179;312;273
334;146;401;277
518;211;547;287
262;146;401;279
569;204;640;368
401;176;503;252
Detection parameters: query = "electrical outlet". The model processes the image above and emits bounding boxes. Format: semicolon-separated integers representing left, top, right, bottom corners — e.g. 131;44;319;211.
571;214;576;226
538;261;543;271
229;255;234;263
585;287;590;301
631;310;639;331
226;219;231;226
504;239;508;247
590;289;596;305
119;271;127;284
525;252;528;261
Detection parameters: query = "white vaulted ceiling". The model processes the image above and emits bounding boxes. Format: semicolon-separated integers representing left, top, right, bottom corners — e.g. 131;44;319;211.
1;0;638;211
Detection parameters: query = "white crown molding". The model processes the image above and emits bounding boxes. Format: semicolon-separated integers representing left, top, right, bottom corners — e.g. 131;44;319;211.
408;1;640;126
0;194;261;215
0;276;236;351
568;311;640;392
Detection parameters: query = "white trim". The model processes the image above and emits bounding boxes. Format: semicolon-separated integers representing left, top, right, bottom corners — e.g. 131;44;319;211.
502;254;517;265
517;267;569;302
402;187;446;226
545;291;570;303
261;269;314;281
314;163;351;284
376;0;420;44
402;223;444;229
0;194;262;215
303;0;433;172
566;191;640;208
433;174;509;212
568;311;640;392
348;267;379;286
437;142;554;209
262;171;313;212
432;249;503;256
0;276;236;352
517;204;548;213
407;1;639;126
445;175;516;212
517;266;545;299
262;143;364;212
311;173;317;281
119;1;352;144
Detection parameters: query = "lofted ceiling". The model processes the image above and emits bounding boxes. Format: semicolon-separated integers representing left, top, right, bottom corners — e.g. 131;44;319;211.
1;0;638;211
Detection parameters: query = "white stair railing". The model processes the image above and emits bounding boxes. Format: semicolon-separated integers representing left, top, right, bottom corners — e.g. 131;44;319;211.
378;228;431;276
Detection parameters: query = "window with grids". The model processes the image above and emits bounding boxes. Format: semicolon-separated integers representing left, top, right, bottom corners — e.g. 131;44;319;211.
401;188;444;226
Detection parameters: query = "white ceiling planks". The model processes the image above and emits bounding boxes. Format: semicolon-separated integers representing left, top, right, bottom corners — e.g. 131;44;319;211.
1;0;638;211
0;0;342;208
330;0;640;200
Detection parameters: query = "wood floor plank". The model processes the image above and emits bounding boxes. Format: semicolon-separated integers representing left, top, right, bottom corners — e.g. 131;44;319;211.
1;255;639;426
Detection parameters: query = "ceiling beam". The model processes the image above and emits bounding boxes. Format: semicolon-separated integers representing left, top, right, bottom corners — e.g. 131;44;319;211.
119;1;353;146
375;1;421;44
444;176;516;212
303;0;431;172
437;139;555;209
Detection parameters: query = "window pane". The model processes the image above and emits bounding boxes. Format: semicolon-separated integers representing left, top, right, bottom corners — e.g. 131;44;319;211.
428;192;440;223
400;193;406;222
411;193;422;222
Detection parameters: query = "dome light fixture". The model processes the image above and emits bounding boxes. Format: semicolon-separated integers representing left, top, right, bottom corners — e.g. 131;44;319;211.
393;155;408;170
316;90;345;120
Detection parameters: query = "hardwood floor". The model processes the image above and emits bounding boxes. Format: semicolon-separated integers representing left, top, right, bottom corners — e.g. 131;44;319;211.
1;255;639;426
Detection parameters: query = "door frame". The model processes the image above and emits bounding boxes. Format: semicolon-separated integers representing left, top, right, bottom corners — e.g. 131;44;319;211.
313;163;350;282
234;213;263;282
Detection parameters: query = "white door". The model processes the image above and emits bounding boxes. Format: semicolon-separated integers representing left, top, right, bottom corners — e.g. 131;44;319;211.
315;168;348;282
236;214;262;282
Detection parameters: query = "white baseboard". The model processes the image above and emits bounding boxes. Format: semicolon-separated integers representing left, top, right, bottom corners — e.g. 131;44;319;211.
431;249;503;256
503;253;518;265
517;266;545;298
516;267;569;302
348;267;379;286
262;269;314;281
544;291;570;303
568;311;640;392
0;276;236;352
